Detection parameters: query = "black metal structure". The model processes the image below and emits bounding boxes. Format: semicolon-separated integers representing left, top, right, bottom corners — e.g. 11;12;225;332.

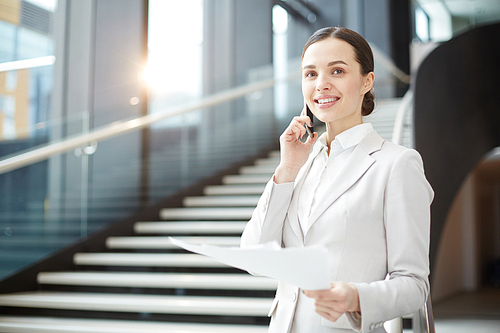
414;23;500;275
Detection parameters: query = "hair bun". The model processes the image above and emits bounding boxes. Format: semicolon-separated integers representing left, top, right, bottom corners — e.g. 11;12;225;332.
362;90;375;116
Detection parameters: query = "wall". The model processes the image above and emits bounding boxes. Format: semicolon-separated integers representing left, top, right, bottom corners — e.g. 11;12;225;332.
432;156;500;302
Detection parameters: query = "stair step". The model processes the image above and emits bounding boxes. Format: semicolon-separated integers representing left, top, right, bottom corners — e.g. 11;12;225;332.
183;196;259;207
160;207;254;220
73;253;228;267
133;221;247;234
203;185;265;196
0;316;269;333
254;158;279;166
239;165;275;175
222;175;270;185
268;151;280;159
0;291;273;316
37;272;277;290
105;236;241;249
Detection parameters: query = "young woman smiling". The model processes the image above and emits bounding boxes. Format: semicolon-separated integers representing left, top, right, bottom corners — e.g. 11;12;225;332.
241;27;433;333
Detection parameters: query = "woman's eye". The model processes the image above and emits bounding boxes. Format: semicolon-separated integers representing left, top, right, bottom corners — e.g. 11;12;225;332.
305;72;316;78
332;69;344;75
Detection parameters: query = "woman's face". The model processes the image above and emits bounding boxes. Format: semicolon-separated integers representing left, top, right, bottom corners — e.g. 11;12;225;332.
301;38;373;131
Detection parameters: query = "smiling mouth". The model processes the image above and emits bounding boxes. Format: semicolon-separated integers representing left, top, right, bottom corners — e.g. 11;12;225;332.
315;97;339;104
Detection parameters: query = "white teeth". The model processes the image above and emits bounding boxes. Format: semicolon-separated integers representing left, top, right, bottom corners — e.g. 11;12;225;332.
317;98;338;104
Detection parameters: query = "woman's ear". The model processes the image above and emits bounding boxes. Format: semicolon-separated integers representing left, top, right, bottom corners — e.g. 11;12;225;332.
362;72;375;94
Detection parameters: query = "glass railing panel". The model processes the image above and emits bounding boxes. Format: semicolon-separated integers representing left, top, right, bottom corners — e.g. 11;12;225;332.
146;87;281;203
0;62;303;280
0;159;77;280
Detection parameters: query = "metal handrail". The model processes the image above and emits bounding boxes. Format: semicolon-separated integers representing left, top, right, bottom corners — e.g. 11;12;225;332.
385;296;435;333
391;89;414;146
370;43;411;84
0;71;300;175
414;296;436;333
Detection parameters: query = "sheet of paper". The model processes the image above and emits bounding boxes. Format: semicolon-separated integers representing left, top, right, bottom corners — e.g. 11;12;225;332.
169;237;331;290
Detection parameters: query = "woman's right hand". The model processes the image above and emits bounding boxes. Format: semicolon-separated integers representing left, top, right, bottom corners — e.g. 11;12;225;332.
274;109;317;184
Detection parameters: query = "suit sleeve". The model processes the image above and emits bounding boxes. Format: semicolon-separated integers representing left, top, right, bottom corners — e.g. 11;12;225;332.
349;148;434;333
240;177;295;248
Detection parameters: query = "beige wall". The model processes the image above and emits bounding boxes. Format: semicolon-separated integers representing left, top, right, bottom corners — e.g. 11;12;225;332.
0;113;3;139
0;69;29;140
0;0;20;25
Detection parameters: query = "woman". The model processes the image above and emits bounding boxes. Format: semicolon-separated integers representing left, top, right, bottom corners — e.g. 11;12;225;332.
241;27;434;333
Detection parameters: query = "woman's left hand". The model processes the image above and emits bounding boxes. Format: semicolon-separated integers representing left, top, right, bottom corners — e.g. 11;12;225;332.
304;282;361;322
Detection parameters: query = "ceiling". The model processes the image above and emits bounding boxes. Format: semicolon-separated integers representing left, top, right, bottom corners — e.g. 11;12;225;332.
417;0;500;23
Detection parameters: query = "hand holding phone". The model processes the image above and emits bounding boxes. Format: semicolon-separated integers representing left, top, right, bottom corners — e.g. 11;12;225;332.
275;104;317;184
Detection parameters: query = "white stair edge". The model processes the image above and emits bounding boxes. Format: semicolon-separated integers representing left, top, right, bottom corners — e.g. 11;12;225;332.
183;196;259;207
203;185;265;196
0;316;269;333
105;236;241;249
222;175;270;185
0;292;273;316
134;221;247;234
254;158;279;166
268;151;280;158
159;207;254;220
73;253;228;267
37;272;278;290
239;165;276;175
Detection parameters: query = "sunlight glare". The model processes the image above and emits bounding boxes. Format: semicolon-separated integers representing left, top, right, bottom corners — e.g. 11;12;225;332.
143;0;203;96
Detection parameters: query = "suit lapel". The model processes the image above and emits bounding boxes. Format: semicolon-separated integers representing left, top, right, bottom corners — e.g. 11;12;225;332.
306;130;384;229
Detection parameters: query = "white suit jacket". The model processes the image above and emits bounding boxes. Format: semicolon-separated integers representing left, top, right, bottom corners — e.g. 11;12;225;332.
241;130;434;333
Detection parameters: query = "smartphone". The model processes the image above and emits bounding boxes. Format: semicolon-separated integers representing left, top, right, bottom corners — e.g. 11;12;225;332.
305;105;314;137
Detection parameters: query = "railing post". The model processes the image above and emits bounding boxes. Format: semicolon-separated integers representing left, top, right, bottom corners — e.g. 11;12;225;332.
385;316;403;333
413;296;436;333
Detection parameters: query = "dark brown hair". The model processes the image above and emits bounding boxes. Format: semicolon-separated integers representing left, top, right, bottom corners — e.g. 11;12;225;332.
302;27;375;116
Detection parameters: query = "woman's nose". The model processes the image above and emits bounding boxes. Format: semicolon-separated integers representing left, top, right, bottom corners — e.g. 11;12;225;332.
316;75;332;91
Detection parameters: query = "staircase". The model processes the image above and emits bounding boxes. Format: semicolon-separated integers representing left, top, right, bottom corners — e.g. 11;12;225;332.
0;151;279;332
0;98;404;332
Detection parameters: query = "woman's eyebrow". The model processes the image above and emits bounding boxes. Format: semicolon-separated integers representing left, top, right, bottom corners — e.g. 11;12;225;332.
302;60;348;70
327;60;348;67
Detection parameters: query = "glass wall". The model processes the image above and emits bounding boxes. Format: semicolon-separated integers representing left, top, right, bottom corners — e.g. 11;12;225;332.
0;0;56;146
0;0;59;279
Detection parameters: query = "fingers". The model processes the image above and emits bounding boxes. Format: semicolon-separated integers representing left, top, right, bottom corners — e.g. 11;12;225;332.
303;289;346;322
315;306;344;322
303;282;359;322
305;132;318;145
304;287;343;303
285;116;313;140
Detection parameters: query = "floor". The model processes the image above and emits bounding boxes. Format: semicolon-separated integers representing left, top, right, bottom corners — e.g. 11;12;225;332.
429;289;500;333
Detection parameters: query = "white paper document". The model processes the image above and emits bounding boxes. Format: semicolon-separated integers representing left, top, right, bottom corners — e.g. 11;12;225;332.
169;237;331;290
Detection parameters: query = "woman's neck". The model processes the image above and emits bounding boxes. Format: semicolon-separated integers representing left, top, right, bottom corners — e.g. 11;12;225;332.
325;119;363;151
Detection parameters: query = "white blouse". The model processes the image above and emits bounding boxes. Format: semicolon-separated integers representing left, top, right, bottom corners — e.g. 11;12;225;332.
298;123;374;237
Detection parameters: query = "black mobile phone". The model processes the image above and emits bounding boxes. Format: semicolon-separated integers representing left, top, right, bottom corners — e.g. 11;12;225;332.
306;105;314;136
